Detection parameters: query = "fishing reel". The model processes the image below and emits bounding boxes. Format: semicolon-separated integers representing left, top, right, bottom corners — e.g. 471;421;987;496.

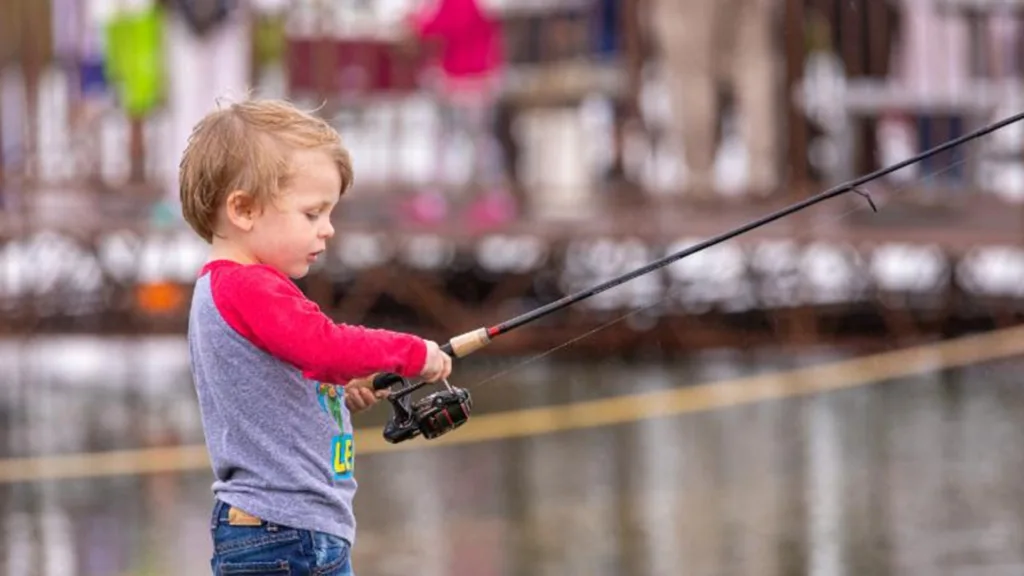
371;373;473;444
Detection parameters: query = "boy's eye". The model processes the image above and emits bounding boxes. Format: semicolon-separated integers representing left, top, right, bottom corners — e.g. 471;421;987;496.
305;212;319;221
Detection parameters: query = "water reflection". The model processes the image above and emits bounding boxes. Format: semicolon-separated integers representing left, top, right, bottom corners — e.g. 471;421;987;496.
3;337;1024;575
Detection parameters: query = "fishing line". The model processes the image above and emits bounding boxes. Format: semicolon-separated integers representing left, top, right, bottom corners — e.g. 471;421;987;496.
367;111;1024;445
366;116;1020;381
810;154;971;229
465;146;977;391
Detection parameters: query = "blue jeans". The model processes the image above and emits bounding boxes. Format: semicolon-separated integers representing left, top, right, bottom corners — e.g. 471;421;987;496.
209;499;354;575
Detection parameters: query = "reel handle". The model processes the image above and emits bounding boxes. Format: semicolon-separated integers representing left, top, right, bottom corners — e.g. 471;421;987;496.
371;372;403;391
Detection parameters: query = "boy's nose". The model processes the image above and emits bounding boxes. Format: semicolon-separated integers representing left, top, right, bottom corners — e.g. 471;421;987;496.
322;221;335;239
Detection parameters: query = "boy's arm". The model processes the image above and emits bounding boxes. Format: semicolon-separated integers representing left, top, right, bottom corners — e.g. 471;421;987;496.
212;264;427;383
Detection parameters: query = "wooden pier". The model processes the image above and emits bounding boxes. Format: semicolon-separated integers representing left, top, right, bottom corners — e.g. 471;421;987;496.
3;182;1024;357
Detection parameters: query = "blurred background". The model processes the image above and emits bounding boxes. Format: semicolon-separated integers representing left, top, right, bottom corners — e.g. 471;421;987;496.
2;0;1024;574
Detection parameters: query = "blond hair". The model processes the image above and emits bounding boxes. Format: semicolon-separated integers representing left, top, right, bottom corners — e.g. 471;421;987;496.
179;99;354;243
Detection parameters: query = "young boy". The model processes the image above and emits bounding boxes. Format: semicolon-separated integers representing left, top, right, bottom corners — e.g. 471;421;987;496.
179;98;452;575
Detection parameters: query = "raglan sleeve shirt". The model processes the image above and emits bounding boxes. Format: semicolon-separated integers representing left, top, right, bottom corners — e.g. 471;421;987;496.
206;262;427;384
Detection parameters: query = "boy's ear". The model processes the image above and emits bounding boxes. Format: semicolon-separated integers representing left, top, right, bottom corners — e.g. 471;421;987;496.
224;190;259;232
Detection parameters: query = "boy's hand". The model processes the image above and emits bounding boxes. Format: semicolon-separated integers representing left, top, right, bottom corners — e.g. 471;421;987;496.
419;340;452;382
345;379;389;414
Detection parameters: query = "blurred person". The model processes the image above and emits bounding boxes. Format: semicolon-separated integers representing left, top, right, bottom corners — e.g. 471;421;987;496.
889;0;972;99
178;98;453;575
651;0;781;202
159;0;251;223
163;0;235;36
397;0;519;232
883;0;1015;190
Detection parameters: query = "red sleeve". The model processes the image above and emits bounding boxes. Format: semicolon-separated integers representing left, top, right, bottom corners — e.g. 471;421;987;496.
206;262;427;383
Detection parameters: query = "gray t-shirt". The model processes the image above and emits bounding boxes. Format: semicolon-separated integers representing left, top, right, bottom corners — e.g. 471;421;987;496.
187;260;427;543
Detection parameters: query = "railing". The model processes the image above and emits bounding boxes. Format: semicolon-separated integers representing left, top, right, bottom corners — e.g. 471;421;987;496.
0;0;639;223
1;1;1021;210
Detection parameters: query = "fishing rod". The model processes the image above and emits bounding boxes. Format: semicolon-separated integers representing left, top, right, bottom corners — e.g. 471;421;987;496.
366;109;1024;444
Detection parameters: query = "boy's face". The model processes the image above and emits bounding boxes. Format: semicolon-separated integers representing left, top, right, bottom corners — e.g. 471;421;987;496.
247;149;341;278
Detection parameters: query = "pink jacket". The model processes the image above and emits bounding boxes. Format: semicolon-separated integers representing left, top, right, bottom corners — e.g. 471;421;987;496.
409;0;504;80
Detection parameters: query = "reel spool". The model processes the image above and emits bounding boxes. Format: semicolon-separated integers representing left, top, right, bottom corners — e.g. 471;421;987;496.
374;375;473;444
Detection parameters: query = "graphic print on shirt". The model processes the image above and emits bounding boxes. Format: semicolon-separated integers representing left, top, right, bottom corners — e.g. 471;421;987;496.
316;382;354;481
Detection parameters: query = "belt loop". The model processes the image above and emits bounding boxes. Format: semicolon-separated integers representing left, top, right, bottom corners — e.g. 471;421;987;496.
210;499;224;530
